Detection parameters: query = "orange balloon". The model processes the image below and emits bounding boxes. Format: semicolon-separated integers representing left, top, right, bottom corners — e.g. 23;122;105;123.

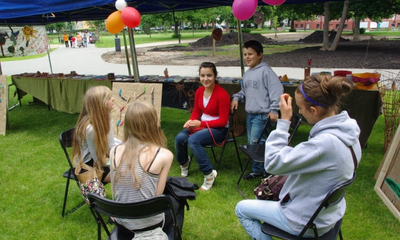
106;11;125;34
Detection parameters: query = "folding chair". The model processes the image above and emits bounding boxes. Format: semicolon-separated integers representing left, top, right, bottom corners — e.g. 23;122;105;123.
236;113;302;198
87;193;182;240
261;173;356;240
59;127;85;217
191;108;242;172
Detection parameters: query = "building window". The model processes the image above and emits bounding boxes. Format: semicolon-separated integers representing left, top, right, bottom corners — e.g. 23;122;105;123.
300;24;303;28
317;24;320;29
295;24;298;28
344;24;348;29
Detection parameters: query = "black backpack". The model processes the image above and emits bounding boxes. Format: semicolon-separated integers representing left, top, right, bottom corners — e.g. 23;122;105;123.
163;177;199;240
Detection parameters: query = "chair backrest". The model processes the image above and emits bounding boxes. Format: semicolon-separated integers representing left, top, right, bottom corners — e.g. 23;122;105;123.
298;172;356;237
214;108;237;145
59;127;76;170
87;193;181;239
255;112;302;145
288;113;302;144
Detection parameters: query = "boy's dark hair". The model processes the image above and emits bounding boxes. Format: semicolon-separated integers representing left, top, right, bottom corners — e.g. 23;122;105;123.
243;40;263;55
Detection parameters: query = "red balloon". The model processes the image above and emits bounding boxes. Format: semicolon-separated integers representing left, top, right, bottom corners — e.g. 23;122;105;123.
262;0;286;6
121;7;141;28
106;11;125;34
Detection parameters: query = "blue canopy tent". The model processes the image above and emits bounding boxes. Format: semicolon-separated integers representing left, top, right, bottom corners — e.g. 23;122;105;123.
0;0;345;77
0;0;344;25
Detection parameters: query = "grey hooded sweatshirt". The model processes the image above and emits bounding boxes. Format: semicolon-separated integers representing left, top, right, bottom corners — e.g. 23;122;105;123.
232;62;283;115
264;111;362;235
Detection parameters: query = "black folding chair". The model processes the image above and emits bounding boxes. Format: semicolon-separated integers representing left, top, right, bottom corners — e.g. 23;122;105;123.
261;173;356;240
190;108;242;172
236;113;302;198
87;193;182;240
59;127;86;217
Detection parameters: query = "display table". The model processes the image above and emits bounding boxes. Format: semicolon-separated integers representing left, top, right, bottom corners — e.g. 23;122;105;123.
12;75;112;114
11;75;381;147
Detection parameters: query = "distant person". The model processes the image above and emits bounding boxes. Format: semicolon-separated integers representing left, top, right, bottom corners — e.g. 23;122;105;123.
236;75;362;240
231;40;283;180
76;33;82;47
68;34;72;47
63;33;69;47
72;86;119;183
71;36;76;48
110;102;173;239
83;33;88;47
392;22;396;31
175;62;230;191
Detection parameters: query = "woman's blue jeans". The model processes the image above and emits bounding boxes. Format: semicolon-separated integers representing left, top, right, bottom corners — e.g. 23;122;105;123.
235;199;298;240
246;114;274;173
175;127;228;175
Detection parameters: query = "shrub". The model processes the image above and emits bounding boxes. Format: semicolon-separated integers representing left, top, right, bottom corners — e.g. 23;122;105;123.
171;33;180;38
289;28;297;32
242;28;252;33
360;27;366;34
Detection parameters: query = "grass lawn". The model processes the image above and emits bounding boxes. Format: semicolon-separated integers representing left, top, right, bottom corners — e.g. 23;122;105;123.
1;76;400;239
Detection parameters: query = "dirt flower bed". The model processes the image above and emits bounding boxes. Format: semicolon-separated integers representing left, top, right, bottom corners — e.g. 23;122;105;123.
101;31;400;70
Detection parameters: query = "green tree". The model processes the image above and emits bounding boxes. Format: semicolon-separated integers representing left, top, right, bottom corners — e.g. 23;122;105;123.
347;0;400;40
87;20;105;42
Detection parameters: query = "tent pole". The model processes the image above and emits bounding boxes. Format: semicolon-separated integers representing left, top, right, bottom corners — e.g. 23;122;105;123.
237;19;245;77
128;27;140;81
47;44;53;74
122;28;132;76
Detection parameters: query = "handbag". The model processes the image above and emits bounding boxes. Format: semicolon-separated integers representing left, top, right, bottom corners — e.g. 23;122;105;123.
253;175;288;201
74;159;106;203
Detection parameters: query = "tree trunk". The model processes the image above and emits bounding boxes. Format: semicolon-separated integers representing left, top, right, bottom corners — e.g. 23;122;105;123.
329;0;350;51
320;2;330;51
226;21;230;33
212;20;216;57
172;11;178;35
353;18;361;41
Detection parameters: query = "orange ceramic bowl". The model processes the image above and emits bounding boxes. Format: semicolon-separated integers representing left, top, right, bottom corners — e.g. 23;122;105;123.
352;73;381;86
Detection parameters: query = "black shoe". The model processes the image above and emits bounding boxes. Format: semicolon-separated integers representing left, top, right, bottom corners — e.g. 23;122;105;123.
243;172;264;180
263;172;272;178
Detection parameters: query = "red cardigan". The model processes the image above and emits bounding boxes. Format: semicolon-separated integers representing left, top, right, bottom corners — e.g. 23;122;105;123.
190;84;230;128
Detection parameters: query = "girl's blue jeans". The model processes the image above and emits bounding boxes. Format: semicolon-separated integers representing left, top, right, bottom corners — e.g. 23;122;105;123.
175;127;227;175
235;199;298;240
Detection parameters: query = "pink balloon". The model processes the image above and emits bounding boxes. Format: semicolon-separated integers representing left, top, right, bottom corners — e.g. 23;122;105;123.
232;0;258;21
262;0;286;6
121;7;141;28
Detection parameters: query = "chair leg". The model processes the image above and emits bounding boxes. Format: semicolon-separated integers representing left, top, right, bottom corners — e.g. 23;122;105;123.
210;147;217;164
232;138;242;171
62;177;70;217
338;229;343;240
236;157;252;199
215;144;228;172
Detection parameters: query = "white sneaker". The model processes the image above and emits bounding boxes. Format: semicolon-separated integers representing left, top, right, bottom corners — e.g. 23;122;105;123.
180;157;191;177
200;170;217;191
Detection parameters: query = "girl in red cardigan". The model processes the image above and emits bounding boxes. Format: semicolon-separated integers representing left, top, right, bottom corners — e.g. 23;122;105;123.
175;62;230;190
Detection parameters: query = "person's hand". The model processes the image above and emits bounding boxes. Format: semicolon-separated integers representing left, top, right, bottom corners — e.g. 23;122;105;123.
268;112;279;122
279;94;293;121
184;120;201;130
183;120;191;129
231;100;238;112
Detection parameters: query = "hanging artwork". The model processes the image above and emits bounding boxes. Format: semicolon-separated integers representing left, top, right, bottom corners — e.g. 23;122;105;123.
0;26;47;57
375;124;400;222
0;75;7;135
111;82;162;140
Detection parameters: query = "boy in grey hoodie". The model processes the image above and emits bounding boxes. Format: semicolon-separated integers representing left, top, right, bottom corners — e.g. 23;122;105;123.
231;40;283;179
